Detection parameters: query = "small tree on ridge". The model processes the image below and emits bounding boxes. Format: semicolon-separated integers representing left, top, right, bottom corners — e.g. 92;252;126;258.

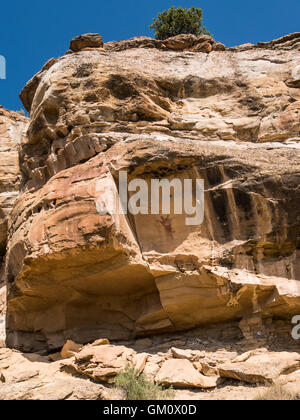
150;6;211;40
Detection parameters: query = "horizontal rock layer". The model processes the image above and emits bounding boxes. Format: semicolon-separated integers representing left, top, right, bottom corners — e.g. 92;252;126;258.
19;33;300;192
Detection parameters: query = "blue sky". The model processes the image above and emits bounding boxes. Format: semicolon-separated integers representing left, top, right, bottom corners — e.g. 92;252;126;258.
0;0;299;111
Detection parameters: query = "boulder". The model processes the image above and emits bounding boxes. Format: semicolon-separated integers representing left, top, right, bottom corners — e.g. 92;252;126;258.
70;33;103;52
171;347;196;361
155;359;220;389
132;352;148;374
219;352;300;384
61;340;83;359
200;362;219;377
144;361;161;380
91;338;110;347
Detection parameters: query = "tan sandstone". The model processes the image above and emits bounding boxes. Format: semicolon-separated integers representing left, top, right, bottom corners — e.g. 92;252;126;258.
218;351;300;384
155;358;220;389
0;32;299;352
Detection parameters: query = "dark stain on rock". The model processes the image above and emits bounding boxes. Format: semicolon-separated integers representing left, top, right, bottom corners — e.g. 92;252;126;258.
210;189;231;242
159;216;174;239
233;188;253;219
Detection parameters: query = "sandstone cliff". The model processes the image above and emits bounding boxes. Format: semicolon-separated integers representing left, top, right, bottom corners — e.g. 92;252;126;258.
2;33;300;352
0;107;28;346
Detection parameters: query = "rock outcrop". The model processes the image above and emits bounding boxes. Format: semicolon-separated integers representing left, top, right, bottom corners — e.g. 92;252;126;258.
70;33;104;52
3;33;300;352
0;107;28;348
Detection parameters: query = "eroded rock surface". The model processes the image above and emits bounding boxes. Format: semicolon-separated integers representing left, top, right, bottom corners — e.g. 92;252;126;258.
0;107;27;348
4;33;300;351
0;107;27;278
0;286;5;347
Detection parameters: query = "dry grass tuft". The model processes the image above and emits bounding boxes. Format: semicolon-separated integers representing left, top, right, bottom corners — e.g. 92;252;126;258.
255;385;300;401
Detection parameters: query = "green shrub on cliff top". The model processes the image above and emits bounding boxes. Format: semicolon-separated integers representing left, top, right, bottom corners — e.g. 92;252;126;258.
150;6;211;40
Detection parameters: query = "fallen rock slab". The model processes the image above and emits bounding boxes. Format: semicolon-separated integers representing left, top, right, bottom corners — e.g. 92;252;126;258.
219;352;300;384
171;347;196;361
132;352;148;375
156;359;220;389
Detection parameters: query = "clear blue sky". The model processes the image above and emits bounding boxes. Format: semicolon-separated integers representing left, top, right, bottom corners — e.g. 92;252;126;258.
0;0;299;111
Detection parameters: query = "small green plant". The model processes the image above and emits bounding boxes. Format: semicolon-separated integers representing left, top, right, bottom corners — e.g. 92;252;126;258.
150;6;211;40
114;367;174;401
255;385;300;400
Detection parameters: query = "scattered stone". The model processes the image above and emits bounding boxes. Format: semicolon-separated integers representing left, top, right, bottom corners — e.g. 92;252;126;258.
144;362;161;380
132;353;148;374
48;352;62;362
200;362;219;377
232;348;268;363
91;338;110;347
61;340;83;359
171;347;196;361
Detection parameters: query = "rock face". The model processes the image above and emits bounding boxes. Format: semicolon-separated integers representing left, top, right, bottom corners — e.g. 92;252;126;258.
0;286;5;347
0;107;27;280
4;33;300;351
